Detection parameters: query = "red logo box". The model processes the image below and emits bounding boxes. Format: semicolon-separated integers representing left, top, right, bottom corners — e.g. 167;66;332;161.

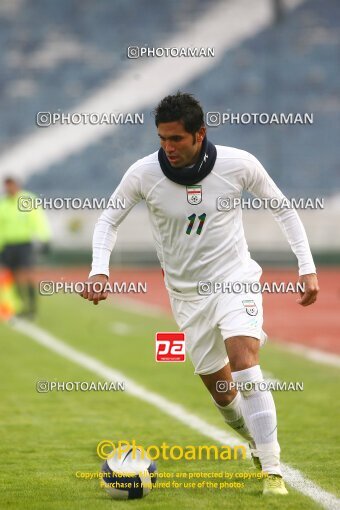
155;332;186;362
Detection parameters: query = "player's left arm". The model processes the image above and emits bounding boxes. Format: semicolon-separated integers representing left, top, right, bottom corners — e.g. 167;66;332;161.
244;155;319;306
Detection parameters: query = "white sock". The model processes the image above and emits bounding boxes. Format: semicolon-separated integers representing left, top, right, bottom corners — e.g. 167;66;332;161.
213;392;256;449
231;365;282;476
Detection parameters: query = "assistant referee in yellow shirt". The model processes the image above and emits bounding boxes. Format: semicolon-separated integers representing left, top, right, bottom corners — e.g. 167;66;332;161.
0;177;51;319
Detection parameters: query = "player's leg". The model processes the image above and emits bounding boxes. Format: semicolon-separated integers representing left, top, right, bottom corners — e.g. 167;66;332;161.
15;242;36;319
1;244;26;316
216;285;287;494
199;364;257;448
15;267;37;318
169;295;257;449
225;335;287;494
199;362;236;406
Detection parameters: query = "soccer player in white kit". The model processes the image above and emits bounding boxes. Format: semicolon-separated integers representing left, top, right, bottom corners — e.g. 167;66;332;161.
81;93;319;496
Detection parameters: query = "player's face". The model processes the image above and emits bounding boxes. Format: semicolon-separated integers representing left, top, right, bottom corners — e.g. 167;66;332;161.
157;121;206;168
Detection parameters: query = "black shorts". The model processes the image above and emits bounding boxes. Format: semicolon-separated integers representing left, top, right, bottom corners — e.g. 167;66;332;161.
1;242;35;270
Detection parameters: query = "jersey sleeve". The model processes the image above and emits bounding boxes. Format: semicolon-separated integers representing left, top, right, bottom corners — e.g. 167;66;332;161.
244;154;316;276
89;165;143;277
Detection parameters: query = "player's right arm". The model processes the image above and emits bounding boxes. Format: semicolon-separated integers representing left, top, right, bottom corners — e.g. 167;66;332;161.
80;164;143;304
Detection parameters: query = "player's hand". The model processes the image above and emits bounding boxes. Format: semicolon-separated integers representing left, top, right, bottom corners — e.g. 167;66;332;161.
297;273;319;306
80;274;109;305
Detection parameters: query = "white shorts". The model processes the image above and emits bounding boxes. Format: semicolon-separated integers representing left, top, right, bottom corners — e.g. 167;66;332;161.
169;285;267;375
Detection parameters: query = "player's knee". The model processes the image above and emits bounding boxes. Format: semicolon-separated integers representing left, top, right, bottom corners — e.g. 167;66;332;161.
229;357;257;373
226;337;259;372
228;346;259;372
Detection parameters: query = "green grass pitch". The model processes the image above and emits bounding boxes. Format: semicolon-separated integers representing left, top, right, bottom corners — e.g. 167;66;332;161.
0;293;339;509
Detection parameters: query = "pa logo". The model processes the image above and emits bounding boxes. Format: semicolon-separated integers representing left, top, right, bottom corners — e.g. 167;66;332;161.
186;185;202;205
155;332;186;362
242;299;258;316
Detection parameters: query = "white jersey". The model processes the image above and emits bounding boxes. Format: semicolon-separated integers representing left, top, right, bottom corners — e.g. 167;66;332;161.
89;145;316;299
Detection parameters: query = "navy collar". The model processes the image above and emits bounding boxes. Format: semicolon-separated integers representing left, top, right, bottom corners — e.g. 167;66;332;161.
158;137;217;185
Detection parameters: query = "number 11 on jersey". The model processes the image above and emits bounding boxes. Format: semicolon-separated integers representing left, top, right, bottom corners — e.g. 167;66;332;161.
186;213;207;235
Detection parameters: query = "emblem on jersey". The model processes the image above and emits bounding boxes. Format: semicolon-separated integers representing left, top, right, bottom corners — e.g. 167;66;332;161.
242;299;258;316
186;185;202;205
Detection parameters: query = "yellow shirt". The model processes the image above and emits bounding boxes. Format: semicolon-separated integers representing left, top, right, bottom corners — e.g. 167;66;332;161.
0;190;51;249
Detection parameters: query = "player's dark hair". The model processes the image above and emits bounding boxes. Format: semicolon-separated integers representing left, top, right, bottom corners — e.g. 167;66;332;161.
154;92;204;135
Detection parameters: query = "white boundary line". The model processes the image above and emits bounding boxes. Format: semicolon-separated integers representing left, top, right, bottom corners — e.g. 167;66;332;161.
275;341;340;369
8;318;340;509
